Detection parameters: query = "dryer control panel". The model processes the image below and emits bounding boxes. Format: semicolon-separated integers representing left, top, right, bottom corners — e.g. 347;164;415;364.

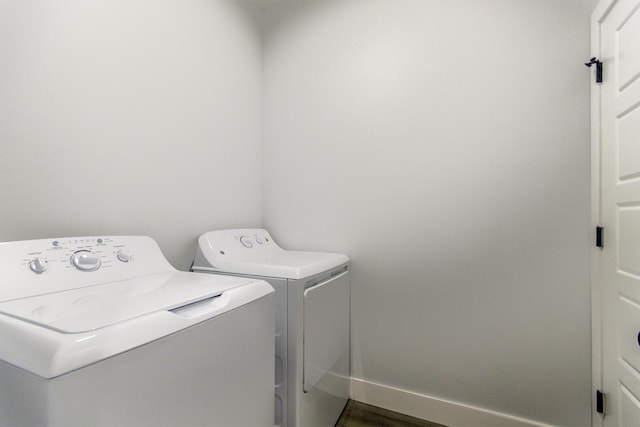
0;236;174;302
235;231;274;250
196;229;280;261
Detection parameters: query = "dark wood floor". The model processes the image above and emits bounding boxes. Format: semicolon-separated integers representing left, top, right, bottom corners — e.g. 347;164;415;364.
335;400;447;427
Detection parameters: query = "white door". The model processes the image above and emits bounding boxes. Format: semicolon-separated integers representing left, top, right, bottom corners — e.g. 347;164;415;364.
594;0;640;425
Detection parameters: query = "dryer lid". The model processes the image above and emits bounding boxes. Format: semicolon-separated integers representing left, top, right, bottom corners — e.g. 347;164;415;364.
204;251;348;279
0;271;252;333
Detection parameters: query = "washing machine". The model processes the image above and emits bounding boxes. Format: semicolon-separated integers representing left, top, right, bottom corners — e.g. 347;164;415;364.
0;235;274;427
192;229;350;427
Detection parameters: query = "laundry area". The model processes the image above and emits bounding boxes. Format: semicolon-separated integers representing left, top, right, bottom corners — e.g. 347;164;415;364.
0;0;630;426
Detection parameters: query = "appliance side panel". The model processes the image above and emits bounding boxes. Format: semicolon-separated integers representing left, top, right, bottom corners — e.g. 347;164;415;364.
303;272;350;392
0;361;48;427
289;270;350;427
168;270;290;427
265;277;289;427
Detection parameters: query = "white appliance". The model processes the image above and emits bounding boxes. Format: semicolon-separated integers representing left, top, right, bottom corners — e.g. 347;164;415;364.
0;235;274;427
192;229;350;427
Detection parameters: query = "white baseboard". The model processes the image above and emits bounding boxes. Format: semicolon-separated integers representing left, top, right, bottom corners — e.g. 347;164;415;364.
350;378;553;427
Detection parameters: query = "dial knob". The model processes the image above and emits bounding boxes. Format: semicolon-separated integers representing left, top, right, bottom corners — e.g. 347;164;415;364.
71;251;101;272
239;235;253;248
29;257;48;274
116;250;131;262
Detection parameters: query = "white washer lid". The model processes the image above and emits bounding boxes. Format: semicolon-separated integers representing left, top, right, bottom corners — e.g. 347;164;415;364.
0;271;250;333
0;271;273;378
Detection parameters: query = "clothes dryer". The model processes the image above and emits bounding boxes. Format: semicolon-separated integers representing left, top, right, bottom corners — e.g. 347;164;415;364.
192;229;350;427
0;236;274;427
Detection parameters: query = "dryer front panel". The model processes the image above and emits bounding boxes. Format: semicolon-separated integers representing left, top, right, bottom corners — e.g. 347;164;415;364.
302;270;350;393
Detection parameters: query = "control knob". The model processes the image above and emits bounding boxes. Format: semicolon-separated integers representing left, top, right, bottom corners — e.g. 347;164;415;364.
239;235;253;248
29;257;48;274
116;250;131;262
71;250;101;272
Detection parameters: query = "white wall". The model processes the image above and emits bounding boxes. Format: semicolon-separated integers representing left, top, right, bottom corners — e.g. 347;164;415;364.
0;0;263;270
262;1;592;425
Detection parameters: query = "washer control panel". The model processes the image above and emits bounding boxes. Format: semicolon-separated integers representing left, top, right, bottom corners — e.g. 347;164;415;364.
0;236;174;302
20;237;136;275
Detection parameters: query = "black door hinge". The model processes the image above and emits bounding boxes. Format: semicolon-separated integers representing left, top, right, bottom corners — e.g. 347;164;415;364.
596;226;604;248
596;390;605;414
585;57;603;84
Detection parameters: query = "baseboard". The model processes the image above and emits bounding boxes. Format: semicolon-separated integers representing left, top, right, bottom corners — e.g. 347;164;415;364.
350;378;553;427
